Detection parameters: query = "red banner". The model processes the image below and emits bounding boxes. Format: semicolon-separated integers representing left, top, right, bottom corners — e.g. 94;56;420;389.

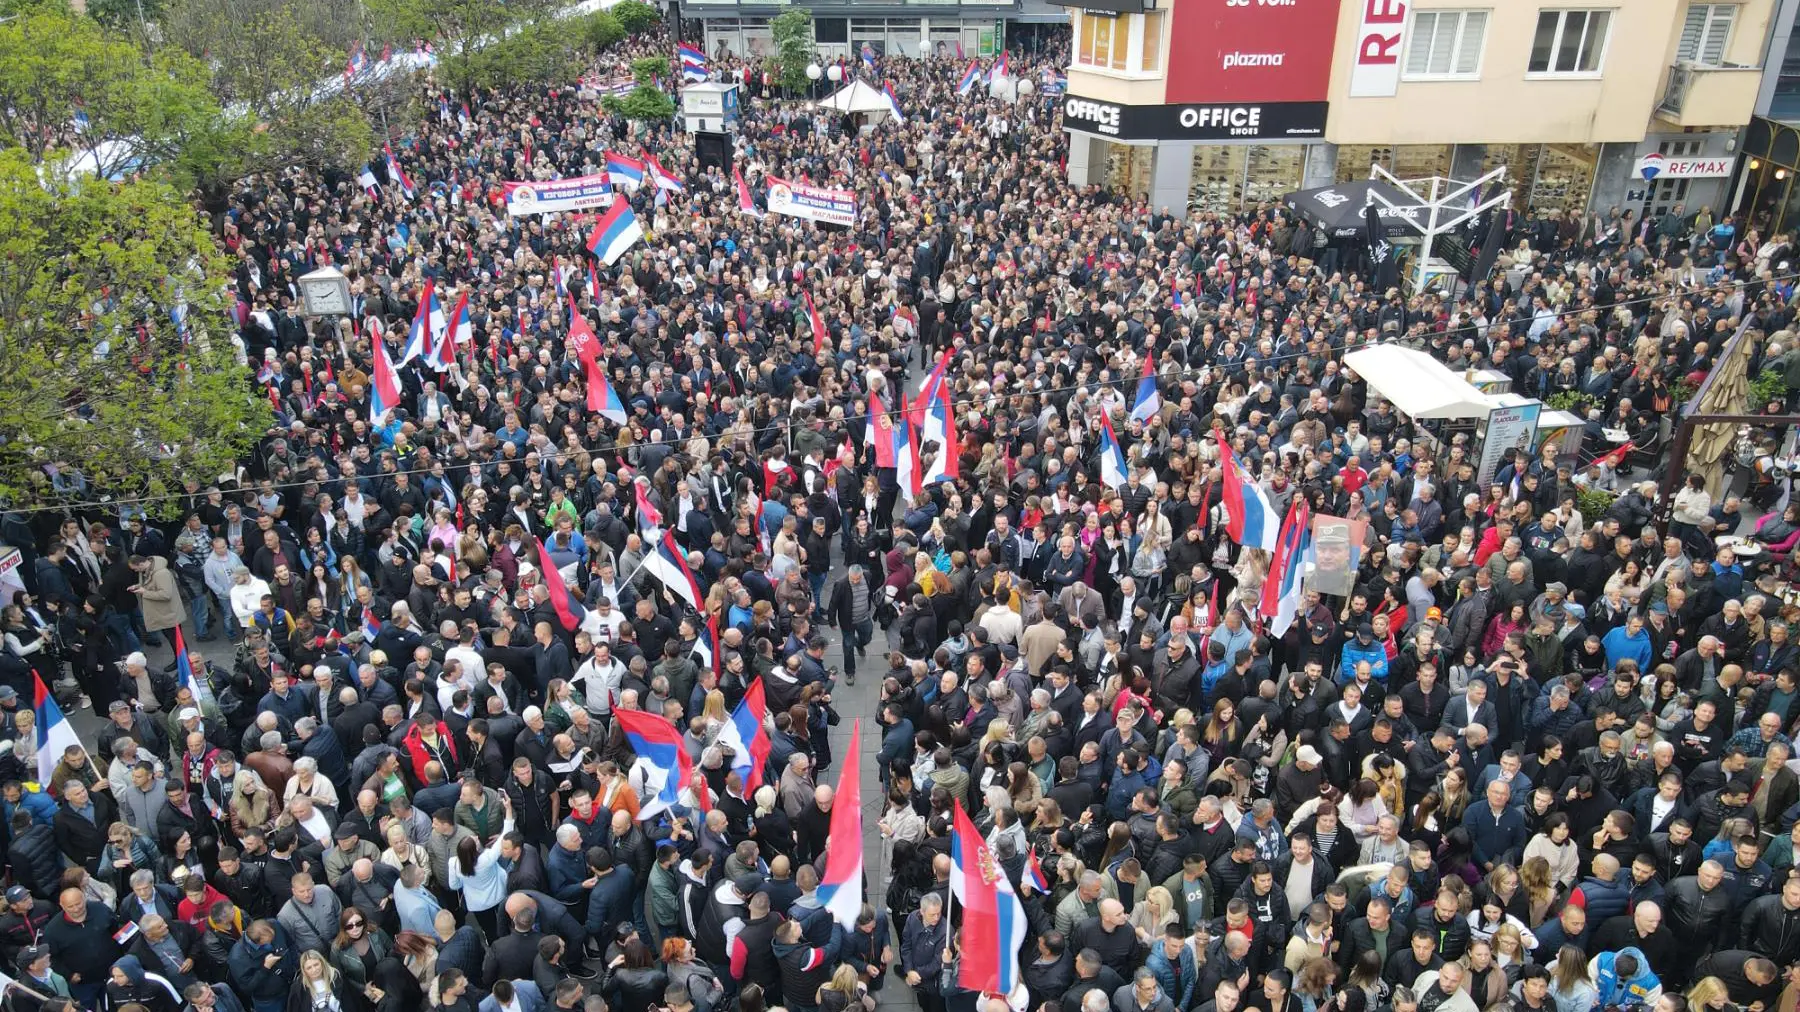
1163;0;1344;107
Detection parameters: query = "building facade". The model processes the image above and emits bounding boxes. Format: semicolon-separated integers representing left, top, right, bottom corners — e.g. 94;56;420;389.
684;0;1053;65
1062;0;1776;220
1727;0;1800;233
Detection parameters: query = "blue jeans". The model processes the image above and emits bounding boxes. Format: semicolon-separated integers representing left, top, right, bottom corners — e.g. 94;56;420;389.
843;618;873;678
102;610;141;654
215;591;241;640
188;591;212;641
808;571;827;608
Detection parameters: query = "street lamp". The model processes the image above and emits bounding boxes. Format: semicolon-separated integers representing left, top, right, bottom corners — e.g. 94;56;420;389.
806;63;822;80
826;64;843;82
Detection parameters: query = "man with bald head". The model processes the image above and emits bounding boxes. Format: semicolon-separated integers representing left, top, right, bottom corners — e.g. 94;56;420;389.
796;784;833;865
1071;897;1135;978
1592;898;1677;977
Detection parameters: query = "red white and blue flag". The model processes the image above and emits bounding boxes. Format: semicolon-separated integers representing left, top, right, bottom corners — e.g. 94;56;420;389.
643;530;704;612
1097;410;1128;490
733;166;758;216
1130;351;1161;424
950;800;1027;994
383;145;415;201
361;605;382;642
802;291;827;355
634;479;664;543
585;355;627;425
344;45;369;81
916;350;958;486
866;388;916;495
587;200;644;267
444;289;473;348
716;676;770;793
32;672;80;789
172;626;214;708
605;152;645;191
816;720;864;929
615;708;692;820
398;278;446;367
1258;497;1315;638
689;611;722;677
882;81;905;121
534;538;587;632
988;51;1010;81
643;151;686;193
957;60;981;95
860;42;876;71
1022;851;1050;895
677;43;709;82
357;166;381;200
369;337;401;426
1215;431;1280;551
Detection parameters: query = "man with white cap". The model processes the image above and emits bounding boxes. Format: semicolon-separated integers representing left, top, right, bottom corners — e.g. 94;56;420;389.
1274;745;1325;824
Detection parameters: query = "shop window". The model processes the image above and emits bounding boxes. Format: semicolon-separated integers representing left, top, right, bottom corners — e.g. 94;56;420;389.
1405;10;1488;79
1392;145;1452;179
1336;146;1392;182
1528;10;1611;76
816;18;848;43
1191;146;1244;212
1076;11;1154;73
1245;146;1306;208
1677;3;1735;66
1530;144;1598;211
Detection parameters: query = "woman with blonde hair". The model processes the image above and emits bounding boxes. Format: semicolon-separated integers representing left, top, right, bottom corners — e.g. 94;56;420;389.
1687;976;1740;1012
699;690;729;738
1490;922;1528;970
11;710;36;774
817;963;874;1012
287;948;367;1012
1518;856;1560;926
230;768;273;835
1547;943;1597;1012
1129;885;1177;942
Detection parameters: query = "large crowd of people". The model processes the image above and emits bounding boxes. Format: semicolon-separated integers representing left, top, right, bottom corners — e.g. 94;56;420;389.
1;17;1800;1012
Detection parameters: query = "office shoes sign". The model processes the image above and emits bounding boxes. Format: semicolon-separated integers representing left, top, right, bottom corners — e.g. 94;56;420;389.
1063;94;1328;141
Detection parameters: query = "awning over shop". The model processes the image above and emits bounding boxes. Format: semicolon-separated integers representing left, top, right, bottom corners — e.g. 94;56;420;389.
1284;180;1425;240
1343;345;1497;419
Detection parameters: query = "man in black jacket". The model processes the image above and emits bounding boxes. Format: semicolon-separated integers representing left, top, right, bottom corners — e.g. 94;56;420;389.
51;781;117;874
480;907;543;988
1739;872;1800;965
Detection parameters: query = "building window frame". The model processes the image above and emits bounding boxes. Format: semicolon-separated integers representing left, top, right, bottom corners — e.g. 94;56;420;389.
1073;10;1161;77
1676;2;1736;66
1403;9;1489;81
1526;8;1613;78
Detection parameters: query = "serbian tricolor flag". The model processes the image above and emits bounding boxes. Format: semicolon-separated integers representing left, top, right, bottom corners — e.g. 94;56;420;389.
988;51;1010;81
586;357;627;425
866;388;898;468
802;291;827;355
816;720;865;929
383;145;415;201
1022;851;1050;895
677;42;709;82
642;150;685;193
587;199;644;267
643;530;703;612
917;350;958;486
860;42;876;71
172;626;214;708
369;338;401;426
717;675;770;792
357;166;381;200
634;479;664;543
1215;430;1280;551
360;605;382;641
733;166;758;215
1096;410;1128;490
1130;351;1161;424
534;537;587;632
444;289;473;347
882;81;904;122
1258;497;1315;638
957;60;980;95
615;708;692;820
398;278;446;367
344;44;368;81
605;152;645;191
32;672;80;790
950;800;1028;994
689;611;721;676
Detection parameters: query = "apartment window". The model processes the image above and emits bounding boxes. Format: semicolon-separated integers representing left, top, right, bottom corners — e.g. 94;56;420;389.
1677;3;1735;65
1405;9;1488;79
1528;9;1611;75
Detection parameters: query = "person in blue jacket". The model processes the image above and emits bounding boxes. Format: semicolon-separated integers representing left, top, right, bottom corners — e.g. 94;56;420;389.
1602;616;1653;673
1590;946;1662;1008
1462;780;1528;872
1340;624;1389;685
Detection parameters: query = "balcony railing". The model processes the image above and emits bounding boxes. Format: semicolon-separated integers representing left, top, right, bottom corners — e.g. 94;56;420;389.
1658;60;1762;127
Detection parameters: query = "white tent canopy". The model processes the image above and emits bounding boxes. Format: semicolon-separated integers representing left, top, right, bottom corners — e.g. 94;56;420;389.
815;80;896;119
1343;345;1496;420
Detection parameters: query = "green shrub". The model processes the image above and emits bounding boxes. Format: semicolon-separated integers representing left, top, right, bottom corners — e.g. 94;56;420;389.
582;11;625;51
603;85;675;120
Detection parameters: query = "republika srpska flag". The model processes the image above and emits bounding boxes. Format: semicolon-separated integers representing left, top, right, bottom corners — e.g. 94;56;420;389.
1096;410;1128;490
1258;498;1315;638
1130;350;1161;424
587;200;644;267
615;708;690;820
534;538;587;632
32;672;80;789
369;338;401;426
642;530;704;611
715;676;770;792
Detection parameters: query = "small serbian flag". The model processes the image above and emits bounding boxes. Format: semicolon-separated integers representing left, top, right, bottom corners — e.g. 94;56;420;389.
113;922;141;945
383;145;415;200
1022;851;1050;895
802;291;827;355
643;530;703;612
33;672;80;789
357;166;381;200
882;81;904;122
1130;351;1161;424
361;606;381;641
957;60;980;95
989;51;1009;81
733;166;758;216
860;42;876;71
605;152;645;191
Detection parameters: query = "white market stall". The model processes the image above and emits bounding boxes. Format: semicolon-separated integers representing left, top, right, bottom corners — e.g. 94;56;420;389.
1342;345;1496;419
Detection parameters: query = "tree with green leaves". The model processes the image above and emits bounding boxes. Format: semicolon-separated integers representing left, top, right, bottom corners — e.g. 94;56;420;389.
770;9;814;92
582;11;625;52
0;147;267;510
611;0;657;33
365;0;560;93
603;86;675;121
